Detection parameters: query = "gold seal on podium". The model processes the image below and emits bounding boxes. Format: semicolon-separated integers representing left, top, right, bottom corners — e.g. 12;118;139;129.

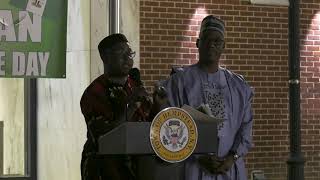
150;107;198;163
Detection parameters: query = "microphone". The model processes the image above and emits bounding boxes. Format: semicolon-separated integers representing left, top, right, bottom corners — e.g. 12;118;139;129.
126;68;148;121
127;67;142;90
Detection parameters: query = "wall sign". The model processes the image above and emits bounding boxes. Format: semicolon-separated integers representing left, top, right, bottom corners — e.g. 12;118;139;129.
0;0;67;78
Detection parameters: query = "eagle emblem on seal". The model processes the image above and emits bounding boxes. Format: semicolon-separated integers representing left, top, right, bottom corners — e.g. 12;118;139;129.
162;120;187;150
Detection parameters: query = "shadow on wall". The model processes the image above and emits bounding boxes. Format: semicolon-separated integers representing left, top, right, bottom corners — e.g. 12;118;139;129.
299;9;320;179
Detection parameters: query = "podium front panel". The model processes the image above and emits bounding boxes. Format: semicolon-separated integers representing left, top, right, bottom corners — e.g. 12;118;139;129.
98;121;218;155
98;122;153;155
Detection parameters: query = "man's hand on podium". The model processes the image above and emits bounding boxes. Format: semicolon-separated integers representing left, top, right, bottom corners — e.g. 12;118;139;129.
153;85;168;106
196;104;213;117
152;85;168;111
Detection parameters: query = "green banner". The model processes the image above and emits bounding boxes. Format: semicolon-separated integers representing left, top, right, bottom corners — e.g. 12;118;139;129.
0;0;67;78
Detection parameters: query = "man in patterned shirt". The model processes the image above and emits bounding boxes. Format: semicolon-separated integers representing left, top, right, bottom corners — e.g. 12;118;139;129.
80;33;151;180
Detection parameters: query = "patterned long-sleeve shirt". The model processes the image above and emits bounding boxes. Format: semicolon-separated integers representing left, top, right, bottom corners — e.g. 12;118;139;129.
80;74;151;153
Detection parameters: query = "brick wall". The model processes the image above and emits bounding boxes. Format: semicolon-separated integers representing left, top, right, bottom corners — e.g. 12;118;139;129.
140;0;320;179
300;1;320;179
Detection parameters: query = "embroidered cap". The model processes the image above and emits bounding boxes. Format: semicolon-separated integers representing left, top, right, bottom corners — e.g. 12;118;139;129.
199;15;225;37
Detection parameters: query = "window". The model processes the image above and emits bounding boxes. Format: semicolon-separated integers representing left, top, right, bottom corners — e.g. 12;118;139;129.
0;79;37;180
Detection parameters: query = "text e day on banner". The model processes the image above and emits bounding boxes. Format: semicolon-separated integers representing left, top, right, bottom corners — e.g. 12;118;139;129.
0;0;67;78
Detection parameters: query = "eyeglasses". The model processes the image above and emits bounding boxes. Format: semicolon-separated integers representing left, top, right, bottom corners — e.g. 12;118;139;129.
126;50;136;59
200;38;225;49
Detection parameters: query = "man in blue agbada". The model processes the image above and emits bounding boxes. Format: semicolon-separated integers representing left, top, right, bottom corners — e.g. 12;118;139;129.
151;15;254;180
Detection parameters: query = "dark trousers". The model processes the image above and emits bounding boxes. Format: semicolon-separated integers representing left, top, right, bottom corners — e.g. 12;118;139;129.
81;154;135;180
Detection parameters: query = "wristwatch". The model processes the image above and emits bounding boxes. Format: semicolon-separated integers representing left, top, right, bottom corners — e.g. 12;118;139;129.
229;150;239;161
233;153;239;161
